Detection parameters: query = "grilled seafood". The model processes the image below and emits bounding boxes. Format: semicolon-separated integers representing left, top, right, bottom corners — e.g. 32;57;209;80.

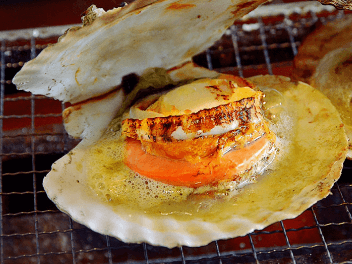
121;76;276;187
11;0;349;248
42;74;347;247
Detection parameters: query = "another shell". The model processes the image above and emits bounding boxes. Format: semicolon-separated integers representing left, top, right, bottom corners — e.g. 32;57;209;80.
310;43;352;159
292;15;352;83
293;15;352;159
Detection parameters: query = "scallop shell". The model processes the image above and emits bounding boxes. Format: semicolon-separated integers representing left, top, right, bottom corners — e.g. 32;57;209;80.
310;43;352;159
292;15;352;83
62;62;219;141
13;0;266;140
43;75;348;248
292;15;352;159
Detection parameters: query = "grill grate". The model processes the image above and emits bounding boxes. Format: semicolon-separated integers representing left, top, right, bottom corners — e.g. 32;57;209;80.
1;2;352;263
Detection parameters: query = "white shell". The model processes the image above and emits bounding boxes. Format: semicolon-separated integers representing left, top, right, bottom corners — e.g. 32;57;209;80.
13;0;266;140
13;0;266;104
62;62;220;140
43;75;348;248
62;89;125;142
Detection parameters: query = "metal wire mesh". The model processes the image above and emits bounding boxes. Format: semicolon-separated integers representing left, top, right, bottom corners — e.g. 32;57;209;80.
1;2;352;263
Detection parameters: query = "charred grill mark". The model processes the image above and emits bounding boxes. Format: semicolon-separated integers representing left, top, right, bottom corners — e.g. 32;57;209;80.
163;122;172;130
238;78;253;88
162;134;173;142
205;85;230;101
206;85;221;91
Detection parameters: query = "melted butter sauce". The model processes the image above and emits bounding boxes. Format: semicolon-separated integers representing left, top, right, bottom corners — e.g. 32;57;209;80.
85;82;346;228
86;87;294;222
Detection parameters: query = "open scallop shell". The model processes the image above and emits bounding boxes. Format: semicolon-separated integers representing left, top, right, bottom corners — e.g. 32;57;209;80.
62;62;219;141
43;75;348;248
293;15;352;159
13;0;267;140
292;15;352;83
310;43;352;159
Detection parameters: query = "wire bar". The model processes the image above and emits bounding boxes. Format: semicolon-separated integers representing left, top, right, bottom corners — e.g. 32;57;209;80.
2;132;67;139
105;236;113;264
284;14;298;56
2;224;130;239
2;246;111;261
1;190;47;195
2;170;50;177
230;25;244;78
0;151;67;157
3;237;351;263
3;209;59;217
3;251;75;261
69;217;77;264
335;183;352;222
215;240;223;264
0;113;62;119
248;234;259;264
3;95;50;101
2;228;75;239
143;242;149;264
30;35;41;264
280;221;296;264
311;207;334;263
0;39;6;264
258;17;273;75
179;246;186;264
313;202;352;210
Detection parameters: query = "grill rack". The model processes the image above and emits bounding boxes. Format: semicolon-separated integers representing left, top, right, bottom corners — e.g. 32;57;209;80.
1;2;352;263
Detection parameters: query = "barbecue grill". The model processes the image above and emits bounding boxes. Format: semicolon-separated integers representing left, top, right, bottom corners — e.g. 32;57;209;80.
1;1;352;263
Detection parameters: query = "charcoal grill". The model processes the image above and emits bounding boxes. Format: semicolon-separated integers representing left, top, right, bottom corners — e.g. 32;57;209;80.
1;1;352;263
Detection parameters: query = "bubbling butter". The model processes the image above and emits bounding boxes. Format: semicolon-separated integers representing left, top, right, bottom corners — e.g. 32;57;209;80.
86;80;282;212
86;135;194;209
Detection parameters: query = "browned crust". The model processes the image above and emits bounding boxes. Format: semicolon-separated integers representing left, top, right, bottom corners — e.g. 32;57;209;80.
122;93;264;143
140;121;270;162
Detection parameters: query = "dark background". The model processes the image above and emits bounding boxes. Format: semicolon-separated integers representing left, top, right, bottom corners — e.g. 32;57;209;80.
0;0;131;31
0;0;315;31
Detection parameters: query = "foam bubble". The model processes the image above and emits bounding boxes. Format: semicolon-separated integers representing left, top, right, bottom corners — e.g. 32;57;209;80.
86;137;194;209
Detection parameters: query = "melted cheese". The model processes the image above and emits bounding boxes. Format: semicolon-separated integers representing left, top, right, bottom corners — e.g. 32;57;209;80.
129;78;257;119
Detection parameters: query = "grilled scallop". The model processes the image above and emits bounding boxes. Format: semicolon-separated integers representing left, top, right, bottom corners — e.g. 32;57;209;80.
43;75;347;248
11;0;349;248
121;76;276;187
